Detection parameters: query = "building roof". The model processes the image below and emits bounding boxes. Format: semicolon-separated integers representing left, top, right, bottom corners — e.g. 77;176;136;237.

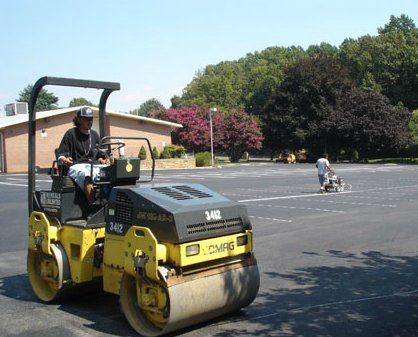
0;106;182;129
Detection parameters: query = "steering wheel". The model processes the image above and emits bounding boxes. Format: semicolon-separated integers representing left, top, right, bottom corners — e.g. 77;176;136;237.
97;140;126;158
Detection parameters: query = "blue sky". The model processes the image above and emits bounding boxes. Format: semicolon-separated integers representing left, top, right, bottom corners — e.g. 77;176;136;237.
0;0;417;114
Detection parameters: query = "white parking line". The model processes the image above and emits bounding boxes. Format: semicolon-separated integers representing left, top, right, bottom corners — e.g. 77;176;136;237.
342;194;402;201
156;174;205;180
0;181;28;187
214;289;418;327
238;192;346;203
249;215;292;223
245;203;345;213
366;191;411;196
238;184;418;203
0;179;52;187
304;198;396;208
0;173;26;176
6;178;52;183
223;193;268;198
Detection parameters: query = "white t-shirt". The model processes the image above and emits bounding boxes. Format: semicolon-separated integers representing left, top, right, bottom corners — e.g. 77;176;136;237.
316;158;330;175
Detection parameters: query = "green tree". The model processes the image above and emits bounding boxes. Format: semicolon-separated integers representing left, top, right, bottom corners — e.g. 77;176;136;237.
69;97;96;107
181;61;247;111
262;55;355;157
306;42;339;57
336;89;410;158
177;46;306;115
408;110;418;145
340;16;418;110
378;14;416;34
242;46;306;115
17;85;59;111
130;98;164;117
170;95;182;108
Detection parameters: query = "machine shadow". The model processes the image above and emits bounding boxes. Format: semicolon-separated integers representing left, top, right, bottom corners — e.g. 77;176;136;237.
0;273;36;302
0;273;135;336
2;250;418;336
212;250;418;337
0;272;252;337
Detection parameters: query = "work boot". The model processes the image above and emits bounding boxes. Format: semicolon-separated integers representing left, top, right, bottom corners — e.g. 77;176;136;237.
84;182;95;204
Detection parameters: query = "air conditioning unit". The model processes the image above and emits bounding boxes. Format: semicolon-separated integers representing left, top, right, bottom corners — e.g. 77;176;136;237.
5;102;28;116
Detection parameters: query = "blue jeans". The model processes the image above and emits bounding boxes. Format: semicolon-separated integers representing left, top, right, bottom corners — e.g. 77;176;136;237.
68;163;106;190
318;174;326;186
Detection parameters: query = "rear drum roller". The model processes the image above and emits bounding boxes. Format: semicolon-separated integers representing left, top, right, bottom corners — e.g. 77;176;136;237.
27;243;70;302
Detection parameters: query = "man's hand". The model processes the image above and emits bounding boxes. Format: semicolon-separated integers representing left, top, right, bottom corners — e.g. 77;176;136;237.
60;157;73;167
97;157;110;165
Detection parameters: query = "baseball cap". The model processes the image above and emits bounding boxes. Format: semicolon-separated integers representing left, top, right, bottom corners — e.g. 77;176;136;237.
76;107;94;118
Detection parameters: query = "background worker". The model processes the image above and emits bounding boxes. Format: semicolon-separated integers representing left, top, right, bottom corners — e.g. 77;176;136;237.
316;153;332;192
57;107;109;203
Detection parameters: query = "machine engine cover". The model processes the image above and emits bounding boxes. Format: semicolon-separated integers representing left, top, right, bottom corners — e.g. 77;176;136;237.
106;183;251;243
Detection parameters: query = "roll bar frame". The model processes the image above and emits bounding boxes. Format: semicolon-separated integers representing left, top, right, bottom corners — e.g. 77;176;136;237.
28;76;120;214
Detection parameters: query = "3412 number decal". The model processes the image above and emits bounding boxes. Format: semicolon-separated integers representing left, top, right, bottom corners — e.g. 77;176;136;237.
109;222;124;234
205;209;222;221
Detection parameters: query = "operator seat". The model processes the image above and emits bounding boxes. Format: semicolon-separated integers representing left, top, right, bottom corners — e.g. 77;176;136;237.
45;149;105;224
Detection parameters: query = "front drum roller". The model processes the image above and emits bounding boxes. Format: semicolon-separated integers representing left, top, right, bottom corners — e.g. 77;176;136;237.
27;243;71;302
120;263;260;337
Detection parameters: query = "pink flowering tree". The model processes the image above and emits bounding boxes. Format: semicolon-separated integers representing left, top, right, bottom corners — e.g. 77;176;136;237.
213;110;264;162
153;107;263;161
152;106;210;152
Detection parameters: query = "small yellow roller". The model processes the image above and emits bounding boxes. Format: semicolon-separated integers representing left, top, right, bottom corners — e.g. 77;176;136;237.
26;77;260;336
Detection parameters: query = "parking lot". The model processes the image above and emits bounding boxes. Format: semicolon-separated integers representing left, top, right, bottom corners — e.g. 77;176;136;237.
1;163;418;336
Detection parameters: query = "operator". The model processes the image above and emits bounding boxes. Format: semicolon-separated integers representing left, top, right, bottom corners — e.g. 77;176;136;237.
57;107;109;203
316;153;332;193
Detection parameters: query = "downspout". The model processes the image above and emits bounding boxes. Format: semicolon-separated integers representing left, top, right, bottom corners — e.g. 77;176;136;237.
0;130;5;173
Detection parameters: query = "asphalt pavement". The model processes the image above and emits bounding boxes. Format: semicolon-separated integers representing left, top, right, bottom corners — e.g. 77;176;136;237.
0;163;418;336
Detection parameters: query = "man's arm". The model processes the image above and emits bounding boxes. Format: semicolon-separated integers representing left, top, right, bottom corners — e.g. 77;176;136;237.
326;159;332;172
57;130;74;167
91;130;109;164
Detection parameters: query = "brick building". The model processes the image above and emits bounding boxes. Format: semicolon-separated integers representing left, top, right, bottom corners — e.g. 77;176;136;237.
0;106;182;173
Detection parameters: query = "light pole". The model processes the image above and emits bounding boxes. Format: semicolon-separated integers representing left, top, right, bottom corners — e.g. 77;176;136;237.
209;107;217;167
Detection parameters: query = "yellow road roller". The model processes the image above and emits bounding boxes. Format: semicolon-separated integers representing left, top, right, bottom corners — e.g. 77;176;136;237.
27;77;260;336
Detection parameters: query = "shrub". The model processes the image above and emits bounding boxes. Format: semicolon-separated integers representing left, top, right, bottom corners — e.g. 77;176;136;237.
195;152;212;167
165;144;186;158
152;146;159;159
160;146;171;159
138;145;147;160
351;150;359;162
